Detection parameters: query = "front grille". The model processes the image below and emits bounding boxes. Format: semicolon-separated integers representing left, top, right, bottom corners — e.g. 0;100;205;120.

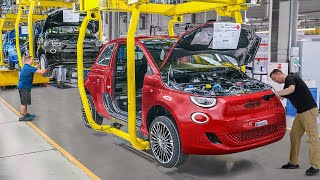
226;121;286;145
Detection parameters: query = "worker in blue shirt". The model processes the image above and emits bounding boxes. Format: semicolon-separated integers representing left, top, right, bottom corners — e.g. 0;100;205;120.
18;56;50;121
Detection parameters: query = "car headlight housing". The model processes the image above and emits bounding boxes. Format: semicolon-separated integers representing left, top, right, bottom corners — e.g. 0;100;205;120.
95;40;102;47
190;96;217;108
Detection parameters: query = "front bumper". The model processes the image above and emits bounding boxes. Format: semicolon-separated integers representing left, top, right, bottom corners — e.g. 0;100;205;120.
180;111;286;155
173;91;287;155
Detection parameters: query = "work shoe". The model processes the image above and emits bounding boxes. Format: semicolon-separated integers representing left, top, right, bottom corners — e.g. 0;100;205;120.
25;113;36;118
281;163;299;169
306;167;319;176
18;115;33;121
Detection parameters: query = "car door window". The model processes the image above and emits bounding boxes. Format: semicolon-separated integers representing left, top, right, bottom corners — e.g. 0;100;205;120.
97;44;115;66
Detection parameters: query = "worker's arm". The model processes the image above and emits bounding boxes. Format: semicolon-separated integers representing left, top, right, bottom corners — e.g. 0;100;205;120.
35;68;50;75
275;85;295;97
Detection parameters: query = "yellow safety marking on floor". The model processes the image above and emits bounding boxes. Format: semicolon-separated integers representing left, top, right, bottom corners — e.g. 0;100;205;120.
0;96;101;180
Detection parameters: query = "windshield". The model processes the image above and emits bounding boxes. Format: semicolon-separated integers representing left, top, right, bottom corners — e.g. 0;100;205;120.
141;38;176;68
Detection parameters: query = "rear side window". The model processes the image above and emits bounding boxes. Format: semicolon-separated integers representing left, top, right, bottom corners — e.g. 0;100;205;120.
97;44;115;65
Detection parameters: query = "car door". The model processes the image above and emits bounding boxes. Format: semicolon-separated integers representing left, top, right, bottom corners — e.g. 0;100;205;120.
86;43;116;114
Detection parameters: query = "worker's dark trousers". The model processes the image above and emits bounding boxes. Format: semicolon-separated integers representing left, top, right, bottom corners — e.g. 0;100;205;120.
290;107;320;168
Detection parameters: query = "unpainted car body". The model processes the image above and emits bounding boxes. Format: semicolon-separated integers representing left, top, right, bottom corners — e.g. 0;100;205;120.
36;9;102;70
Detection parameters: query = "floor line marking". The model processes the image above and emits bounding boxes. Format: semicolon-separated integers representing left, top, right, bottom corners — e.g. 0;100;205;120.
0;149;54;159
0;96;101;180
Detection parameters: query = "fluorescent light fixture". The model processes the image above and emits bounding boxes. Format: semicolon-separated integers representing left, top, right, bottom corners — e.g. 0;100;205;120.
256;28;316;34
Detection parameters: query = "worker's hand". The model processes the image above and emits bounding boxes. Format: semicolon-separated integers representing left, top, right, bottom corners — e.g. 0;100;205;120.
274;91;284;100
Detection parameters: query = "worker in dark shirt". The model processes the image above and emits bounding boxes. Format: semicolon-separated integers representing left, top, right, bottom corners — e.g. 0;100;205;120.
270;69;320;176
18;56;49;121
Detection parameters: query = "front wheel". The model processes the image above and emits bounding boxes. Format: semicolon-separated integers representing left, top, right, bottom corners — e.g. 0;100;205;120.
81;94;103;129
40;54;52;77
149;116;188;168
8;62;15;70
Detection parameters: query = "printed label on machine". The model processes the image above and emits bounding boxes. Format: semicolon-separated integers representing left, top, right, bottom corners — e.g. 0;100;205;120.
212;23;241;49
21;26;28;35
63;10;80;23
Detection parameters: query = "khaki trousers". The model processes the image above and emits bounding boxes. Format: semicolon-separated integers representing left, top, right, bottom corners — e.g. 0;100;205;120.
289;107;320;168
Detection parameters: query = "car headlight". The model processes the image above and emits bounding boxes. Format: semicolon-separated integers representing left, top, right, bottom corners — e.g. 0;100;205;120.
190;96;217;108
52;42;62;47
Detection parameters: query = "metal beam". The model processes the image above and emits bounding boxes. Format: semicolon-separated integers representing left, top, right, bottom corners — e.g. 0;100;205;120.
0;19;5;66
29;1;35;58
15;6;24;68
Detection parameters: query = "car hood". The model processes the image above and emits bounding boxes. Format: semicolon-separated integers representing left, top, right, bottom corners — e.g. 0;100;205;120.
162;22;261;67
43;9;99;33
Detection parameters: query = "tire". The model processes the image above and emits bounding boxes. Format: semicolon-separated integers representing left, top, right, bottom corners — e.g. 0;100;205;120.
40;54;52;77
149;116;188;168
81;94;103;129
8;62;15;70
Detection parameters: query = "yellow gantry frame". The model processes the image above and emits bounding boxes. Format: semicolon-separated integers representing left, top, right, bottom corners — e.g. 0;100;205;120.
78;0;251;150
15;0;74;67
0;15;33;66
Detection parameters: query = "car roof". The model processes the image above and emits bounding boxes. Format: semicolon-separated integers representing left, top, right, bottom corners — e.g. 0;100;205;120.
108;36;177;44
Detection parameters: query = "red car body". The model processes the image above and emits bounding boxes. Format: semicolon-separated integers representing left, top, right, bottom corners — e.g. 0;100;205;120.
84;22;286;164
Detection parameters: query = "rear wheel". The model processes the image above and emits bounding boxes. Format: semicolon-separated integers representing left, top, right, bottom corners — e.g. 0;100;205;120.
149;116;188;168
81;94;103;129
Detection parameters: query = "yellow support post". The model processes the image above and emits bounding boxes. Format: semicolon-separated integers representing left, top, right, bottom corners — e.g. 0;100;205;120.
15;6;24;68
28;1;35;59
97;11;103;41
77;9;149;150
126;4;150;150
77;12;111;132
77;11;149;150
0;19;5;66
168;15;183;36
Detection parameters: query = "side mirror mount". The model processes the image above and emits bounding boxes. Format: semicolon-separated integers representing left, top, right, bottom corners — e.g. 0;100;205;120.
160;49;165;61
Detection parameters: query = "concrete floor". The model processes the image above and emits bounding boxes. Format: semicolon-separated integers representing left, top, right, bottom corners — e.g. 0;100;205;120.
0;97;90;180
0;85;320;180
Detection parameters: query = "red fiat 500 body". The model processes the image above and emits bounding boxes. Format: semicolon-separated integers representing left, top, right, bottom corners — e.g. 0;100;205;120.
83;22;286;167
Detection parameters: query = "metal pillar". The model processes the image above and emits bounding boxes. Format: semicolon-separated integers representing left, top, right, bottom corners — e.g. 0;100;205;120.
270;0;280;62
102;12;107;40
268;0;273;65
288;0;299;49
111;12;119;39
108;12;112;41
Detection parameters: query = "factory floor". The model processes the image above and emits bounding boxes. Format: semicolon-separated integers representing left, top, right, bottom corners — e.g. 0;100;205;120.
0;85;319;180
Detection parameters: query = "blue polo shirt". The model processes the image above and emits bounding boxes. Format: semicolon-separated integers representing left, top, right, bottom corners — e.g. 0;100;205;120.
18;64;38;89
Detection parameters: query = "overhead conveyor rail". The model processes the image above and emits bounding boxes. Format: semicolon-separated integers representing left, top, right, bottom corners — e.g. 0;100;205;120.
77;0;259;151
